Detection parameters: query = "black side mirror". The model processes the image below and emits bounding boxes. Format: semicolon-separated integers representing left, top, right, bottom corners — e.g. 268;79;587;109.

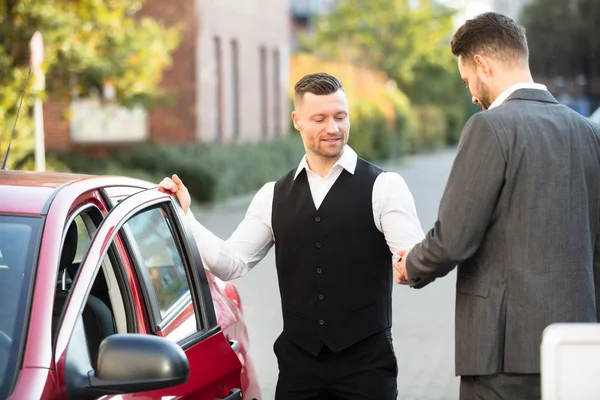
90;333;190;391
65;316;189;400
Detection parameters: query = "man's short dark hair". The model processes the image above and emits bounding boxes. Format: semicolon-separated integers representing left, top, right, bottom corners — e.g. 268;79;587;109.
294;72;344;107
451;12;529;64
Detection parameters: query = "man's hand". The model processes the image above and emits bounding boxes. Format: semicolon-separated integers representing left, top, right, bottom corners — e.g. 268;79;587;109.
394;249;410;285
158;174;191;214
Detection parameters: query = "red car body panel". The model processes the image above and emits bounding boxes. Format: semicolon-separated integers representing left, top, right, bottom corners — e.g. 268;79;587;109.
0;170;261;399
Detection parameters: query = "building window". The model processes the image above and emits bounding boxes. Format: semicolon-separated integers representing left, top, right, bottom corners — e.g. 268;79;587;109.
259;45;268;139
273;48;281;136
230;40;240;140
213;36;223;142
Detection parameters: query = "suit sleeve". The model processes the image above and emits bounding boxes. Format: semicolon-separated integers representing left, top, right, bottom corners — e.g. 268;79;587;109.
405;113;507;288
594;232;600;321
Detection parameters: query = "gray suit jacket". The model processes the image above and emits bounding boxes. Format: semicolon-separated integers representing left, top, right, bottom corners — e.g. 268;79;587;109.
406;89;600;376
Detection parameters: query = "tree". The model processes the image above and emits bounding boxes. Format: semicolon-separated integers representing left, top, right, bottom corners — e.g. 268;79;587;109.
520;0;600;92
0;0;181;170
302;0;464;105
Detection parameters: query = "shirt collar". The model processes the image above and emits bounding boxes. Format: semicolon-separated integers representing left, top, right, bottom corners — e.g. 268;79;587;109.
488;82;548;110
294;145;358;180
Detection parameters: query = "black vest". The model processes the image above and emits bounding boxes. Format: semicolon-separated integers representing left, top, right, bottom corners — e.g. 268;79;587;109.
272;158;393;356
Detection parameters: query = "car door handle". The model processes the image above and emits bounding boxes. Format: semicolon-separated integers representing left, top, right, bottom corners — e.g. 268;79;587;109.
229;339;239;352
216;388;242;400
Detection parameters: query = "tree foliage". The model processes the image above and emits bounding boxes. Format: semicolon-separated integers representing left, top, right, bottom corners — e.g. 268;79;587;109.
0;0;181;169
520;0;600;84
302;0;465;105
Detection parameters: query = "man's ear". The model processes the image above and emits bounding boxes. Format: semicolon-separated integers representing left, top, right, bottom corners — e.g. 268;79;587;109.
473;54;492;77
291;111;301;130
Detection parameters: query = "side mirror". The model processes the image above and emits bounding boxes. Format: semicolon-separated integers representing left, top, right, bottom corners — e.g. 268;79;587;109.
90;334;190;392
66;319;189;400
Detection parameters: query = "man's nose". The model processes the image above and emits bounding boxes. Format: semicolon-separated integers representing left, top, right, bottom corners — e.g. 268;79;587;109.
325;118;338;133
472;96;480;106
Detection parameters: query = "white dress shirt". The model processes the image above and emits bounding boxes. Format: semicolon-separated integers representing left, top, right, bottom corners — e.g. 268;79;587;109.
488;82;548;110
185;145;425;281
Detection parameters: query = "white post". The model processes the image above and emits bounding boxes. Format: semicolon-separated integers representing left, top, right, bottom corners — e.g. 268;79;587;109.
33;80;45;172
30;32;45;172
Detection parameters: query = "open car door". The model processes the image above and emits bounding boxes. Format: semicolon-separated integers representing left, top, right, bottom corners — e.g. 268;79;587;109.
56;188;243;400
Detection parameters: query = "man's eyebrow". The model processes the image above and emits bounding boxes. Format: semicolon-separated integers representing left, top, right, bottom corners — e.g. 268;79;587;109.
309;111;347;118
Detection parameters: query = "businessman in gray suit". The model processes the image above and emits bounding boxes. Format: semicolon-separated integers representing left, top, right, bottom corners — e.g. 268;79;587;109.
394;12;600;399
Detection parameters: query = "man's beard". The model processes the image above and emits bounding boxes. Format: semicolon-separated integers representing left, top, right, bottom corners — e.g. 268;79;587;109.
476;82;493;110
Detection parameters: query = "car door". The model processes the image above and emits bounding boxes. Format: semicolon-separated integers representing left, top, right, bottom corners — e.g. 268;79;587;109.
57;188;243;400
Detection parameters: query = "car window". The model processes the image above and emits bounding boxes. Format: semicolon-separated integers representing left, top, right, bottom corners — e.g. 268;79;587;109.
73;216;92;264
53;207;132;338
125;207;193;324
0;216;40;399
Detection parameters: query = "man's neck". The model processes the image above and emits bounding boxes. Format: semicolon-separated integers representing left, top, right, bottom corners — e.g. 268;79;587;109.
306;154;340;178
492;70;535;100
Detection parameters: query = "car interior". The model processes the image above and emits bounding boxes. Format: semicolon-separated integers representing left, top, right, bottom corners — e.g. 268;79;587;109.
52;208;129;368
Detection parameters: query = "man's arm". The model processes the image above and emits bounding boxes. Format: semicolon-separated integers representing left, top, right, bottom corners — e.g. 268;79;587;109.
160;175;275;281
405;113;507;288
184;182;275;281
375;172;425;257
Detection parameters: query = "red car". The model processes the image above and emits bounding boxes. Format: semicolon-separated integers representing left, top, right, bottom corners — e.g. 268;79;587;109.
0;170;261;400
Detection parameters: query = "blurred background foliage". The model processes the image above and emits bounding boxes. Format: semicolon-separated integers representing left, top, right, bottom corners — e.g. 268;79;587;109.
59;136;307;203
7;0;585;202
0;0;180;170
520;0;600;95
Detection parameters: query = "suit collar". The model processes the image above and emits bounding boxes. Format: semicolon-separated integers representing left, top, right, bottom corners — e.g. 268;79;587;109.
504;88;559;105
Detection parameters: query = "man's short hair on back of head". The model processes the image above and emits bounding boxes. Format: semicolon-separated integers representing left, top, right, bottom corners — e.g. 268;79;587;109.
451;12;529;64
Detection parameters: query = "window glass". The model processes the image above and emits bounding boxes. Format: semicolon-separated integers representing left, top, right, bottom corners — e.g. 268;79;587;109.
126;207;190;319
0;216;40;399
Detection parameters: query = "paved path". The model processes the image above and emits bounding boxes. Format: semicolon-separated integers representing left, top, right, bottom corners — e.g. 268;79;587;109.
194;147;460;399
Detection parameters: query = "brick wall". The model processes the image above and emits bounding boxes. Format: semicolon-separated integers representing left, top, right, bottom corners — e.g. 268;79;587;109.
44;0;199;153
44;0;290;152
139;0;199;145
44;98;70;152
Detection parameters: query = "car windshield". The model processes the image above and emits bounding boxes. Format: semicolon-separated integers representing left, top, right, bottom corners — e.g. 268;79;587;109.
0;215;40;399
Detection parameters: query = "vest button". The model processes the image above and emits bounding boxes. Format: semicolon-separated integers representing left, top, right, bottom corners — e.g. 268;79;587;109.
317;268;323;274
316;242;322;248
318;294;324;300
319;319;325;325
315;216;321;222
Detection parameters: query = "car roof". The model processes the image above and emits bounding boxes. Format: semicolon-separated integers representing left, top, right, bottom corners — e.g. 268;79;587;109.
0;170;154;216
0;170;92;215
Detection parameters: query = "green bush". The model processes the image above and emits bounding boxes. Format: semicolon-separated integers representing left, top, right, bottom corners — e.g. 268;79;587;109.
443;105;466;145
56;135;306;203
405;105;448;152
348;102;391;161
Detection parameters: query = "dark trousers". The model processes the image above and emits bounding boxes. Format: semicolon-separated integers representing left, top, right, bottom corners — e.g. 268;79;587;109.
460;373;541;400
274;330;398;400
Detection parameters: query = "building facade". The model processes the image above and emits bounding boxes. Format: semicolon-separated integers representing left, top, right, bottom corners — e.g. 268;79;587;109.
45;0;290;153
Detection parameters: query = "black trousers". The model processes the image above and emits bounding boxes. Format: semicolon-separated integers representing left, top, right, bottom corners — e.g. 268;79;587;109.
274;330;398;400
460;373;541;400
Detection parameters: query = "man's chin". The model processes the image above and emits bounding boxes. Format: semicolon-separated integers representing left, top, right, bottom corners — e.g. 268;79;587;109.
320;149;343;159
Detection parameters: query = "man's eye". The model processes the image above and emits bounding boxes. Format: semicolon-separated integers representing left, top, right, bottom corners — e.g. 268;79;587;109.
315;119;324;123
